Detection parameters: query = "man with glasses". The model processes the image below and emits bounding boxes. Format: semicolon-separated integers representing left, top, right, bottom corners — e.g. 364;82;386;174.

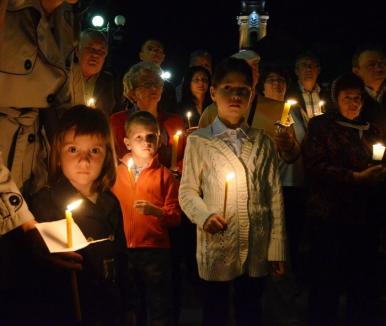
71;29;120;117
352;45;386;139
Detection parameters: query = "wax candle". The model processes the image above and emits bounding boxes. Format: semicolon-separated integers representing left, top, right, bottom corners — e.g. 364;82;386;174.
280;99;297;125
316;100;325;116
65;199;83;248
223;172;235;219
186;111;192;129
171;130;182;170
87;97;96;108
372;143;385;161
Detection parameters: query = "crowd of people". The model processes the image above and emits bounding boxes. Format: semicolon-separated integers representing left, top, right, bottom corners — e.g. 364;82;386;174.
1;1;386;325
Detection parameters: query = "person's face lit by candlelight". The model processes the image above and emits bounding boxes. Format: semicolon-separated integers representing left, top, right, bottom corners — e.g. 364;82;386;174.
132;71;164;110
191;71;210;98
139;40;165;66
337;88;363;120
263;72;287;101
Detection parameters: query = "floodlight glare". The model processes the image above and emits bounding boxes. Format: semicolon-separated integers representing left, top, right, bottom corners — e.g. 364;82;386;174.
161;71;172;80
114;15;126;27
91;15;105;28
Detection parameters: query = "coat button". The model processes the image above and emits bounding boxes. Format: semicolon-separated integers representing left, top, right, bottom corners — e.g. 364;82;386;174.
24;59;32;70
9;195;21;206
46;94;55;103
28;134;36;143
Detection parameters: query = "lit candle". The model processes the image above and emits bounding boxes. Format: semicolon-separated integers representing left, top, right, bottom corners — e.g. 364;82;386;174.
223;172;235;219
65;199;83;248
127;157;133;173
171;130;182;171
372;143;385;161
186;111;192;129
280;99;297;125
87;97;96;108
316;100;325;116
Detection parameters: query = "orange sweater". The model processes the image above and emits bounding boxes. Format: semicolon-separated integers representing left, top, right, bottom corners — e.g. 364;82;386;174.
112;154;181;249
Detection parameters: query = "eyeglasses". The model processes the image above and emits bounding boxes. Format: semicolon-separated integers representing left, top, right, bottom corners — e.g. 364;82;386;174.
135;80;164;89
363;60;386;70
265;77;286;84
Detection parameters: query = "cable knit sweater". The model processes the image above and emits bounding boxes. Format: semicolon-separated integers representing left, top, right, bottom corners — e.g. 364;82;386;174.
179;125;286;281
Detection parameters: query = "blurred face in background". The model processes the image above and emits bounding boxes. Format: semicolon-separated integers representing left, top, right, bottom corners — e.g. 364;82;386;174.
79;39;107;79
190;71;209;99
295;58;320;90
263;72;287;101
337;88;363;120
132;71;164;110
192;56;213;75
353;50;386;92
139;40;165;66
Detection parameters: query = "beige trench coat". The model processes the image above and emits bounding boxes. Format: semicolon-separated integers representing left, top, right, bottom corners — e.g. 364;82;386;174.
0;0;78;193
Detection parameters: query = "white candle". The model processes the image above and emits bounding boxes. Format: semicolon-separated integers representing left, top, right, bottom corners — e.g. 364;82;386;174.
372;143;385;161
87;97;96;108
171;130;182;170
65;199;83;248
186;111;192;129
223;172;235;219
316;100;325;116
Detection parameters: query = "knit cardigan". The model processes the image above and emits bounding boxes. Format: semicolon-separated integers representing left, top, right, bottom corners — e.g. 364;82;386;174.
179;125;286;281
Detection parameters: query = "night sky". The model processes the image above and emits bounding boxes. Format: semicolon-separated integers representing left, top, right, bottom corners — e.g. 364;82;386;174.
84;0;386;84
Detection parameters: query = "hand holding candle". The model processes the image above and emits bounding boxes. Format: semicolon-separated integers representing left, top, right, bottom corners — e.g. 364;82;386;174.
223;172;235;219
372;143;385;161
280;99;297;125
171;130;182;171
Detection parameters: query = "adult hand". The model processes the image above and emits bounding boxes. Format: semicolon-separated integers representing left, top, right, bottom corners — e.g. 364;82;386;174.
203;214;227;234
353;164;386;185
274;126;296;153
134;200;163;217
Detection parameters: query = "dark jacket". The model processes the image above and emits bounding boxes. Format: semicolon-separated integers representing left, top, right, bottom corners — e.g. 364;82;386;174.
302;112;382;225
360;91;386;142
28;178;127;324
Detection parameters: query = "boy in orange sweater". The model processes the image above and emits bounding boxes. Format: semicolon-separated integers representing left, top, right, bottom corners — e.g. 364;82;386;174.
112;110;181;325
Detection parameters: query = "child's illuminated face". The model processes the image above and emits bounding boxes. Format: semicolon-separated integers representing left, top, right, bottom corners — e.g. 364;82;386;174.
60;129;106;196
124;123;159;162
210;72;252;126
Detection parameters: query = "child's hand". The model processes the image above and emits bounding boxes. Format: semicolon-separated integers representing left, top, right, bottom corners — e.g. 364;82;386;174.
134;200;163;217
270;261;285;277
203;214;227;234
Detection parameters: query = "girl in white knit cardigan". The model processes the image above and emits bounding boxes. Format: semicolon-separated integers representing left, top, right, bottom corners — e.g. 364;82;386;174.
179;57;286;325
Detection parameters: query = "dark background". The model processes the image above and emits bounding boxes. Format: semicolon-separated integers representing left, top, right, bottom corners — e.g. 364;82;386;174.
81;0;386;85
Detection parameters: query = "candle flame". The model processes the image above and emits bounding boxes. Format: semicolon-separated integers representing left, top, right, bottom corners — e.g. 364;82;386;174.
373;143;385;148
226;172;235;181
175;130;182;136
319;100;325;106
286;99;297;105
67;199;83;212
128;157;134;169
87;97;96;107
186;111;192;119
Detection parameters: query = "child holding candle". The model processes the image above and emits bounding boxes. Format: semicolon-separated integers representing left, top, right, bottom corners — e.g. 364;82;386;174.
179;57;286;325
112;110;181;326
27;106;127;324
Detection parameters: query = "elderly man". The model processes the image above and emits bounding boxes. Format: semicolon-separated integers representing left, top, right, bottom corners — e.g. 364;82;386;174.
352;45;386;139
71;29;120;116
287;52;330;124
139;38;177;113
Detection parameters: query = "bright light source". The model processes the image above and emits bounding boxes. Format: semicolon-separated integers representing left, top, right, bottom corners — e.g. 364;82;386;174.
91;15;105;27
114;15;126;27
161;70;172;80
